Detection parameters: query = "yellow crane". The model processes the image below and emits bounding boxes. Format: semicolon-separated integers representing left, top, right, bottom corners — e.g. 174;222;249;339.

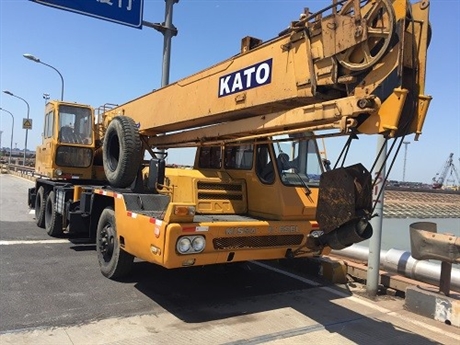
29;0;432;279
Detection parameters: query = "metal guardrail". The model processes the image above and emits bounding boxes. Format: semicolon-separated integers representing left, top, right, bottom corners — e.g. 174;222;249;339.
1;163;37;180
410;222;460;296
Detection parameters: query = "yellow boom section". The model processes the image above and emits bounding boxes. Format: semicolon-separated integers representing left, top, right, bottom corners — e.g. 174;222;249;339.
101;0;431;147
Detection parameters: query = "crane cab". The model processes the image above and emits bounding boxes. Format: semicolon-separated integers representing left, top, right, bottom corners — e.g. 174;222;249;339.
181;133;326;220
35;101;96;180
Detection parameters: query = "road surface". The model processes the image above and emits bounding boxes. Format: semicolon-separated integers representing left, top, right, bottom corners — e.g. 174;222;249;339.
0;174;458;344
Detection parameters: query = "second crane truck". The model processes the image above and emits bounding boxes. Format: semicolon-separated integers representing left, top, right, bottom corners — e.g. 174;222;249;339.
28;0;431;279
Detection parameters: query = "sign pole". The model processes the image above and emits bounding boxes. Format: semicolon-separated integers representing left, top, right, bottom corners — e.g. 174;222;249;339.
143;0;179;87
161;0;178;87
367;135;386;297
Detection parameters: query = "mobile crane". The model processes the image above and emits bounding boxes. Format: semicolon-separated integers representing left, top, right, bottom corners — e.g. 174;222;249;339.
28;0;431;279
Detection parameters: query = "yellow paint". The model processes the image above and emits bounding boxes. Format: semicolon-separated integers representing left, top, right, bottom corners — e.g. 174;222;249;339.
33;1;433;272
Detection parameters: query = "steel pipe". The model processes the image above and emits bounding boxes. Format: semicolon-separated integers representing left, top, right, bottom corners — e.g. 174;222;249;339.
333;245;460;291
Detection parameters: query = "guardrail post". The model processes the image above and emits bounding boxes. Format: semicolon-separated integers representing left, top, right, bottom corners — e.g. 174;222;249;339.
410;222;460;297
440;261;452;296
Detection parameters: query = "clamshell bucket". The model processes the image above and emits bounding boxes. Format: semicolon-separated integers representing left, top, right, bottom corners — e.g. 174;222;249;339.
315;164;373;249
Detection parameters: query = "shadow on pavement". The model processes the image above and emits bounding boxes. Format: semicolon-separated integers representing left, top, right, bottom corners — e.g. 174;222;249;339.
126;259;438;345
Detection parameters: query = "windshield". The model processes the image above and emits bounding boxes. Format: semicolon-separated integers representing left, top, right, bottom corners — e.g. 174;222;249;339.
273;134;323;186
58;105;93;145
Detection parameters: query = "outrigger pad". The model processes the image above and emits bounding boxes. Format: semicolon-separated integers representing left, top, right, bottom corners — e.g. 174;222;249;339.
316;163;372;234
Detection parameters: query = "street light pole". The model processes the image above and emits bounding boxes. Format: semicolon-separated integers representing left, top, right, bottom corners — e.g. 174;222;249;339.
0;107;15;165
2;90;29;165
43;93;50;105
23;54;64;101
402;141;410;182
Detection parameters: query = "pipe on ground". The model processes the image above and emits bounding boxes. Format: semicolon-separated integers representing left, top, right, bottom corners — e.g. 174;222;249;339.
332;245;460;291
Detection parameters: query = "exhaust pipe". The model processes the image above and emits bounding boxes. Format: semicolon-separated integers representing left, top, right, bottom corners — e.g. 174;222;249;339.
317;218;373;250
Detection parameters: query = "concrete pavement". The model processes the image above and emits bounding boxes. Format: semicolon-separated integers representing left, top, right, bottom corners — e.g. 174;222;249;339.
1;282;459;345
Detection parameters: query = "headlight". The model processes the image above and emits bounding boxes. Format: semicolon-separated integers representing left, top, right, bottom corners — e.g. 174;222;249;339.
192;236;206;252
177;237;191;254
55;169;63;176
176;235;206;254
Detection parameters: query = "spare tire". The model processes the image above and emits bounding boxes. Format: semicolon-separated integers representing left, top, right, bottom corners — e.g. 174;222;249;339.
103;116;143;188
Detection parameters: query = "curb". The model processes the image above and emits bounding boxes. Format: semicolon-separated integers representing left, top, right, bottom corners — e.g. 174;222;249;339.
3;168;36;181
405;286;460;327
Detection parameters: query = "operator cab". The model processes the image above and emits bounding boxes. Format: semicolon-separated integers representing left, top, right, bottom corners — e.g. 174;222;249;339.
35;101;95;179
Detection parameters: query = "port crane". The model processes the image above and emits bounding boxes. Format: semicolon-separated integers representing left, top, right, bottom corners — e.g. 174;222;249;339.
432;153;460;189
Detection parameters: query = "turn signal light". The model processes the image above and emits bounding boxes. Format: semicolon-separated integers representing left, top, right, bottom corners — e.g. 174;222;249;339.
174;205;196;216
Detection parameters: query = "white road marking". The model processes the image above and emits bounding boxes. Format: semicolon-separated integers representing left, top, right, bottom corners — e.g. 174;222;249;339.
251;261;321;286
0;239;69;245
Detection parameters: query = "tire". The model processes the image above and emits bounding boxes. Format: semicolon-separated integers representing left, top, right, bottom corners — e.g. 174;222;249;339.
103;116;143;188
35;186;47;228
45;191;63;237
96;207;134;279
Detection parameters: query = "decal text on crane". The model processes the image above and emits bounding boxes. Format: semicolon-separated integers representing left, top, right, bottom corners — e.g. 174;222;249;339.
218;59;272;97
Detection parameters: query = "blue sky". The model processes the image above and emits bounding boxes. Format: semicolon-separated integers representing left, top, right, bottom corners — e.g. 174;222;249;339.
1;0;459;184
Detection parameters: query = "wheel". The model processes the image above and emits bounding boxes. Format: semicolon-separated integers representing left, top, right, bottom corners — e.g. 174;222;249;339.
35;186;47;228
96;207;134;279
336;0;395;71
103;116;143;188
45;191;63;237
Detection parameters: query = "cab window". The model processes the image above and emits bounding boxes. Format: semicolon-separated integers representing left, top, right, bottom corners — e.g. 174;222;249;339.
224;144;253;170
255;144;275;184
44;110;54;139
273;134;323;186
58;105;92;145
198;146;222;168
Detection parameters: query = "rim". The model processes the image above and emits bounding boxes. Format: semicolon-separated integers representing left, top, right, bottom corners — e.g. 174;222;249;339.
107;131;120;172
99;223;115;264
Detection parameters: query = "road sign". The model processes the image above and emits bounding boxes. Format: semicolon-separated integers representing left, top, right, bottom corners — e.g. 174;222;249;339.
30;0;144;29
23;118;33;130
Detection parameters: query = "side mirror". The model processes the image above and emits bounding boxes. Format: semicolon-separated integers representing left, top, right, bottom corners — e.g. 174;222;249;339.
148;158;166;192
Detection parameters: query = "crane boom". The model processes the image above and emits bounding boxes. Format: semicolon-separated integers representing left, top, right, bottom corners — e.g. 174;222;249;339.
99;0;431;149
451;164;460;188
